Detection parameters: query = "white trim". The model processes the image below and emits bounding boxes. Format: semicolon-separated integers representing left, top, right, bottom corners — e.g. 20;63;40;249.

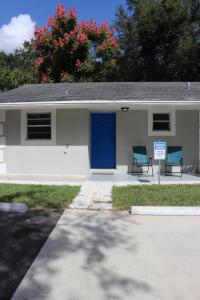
1;100;200;108
0;150;4;162
148;108;176;136
21;109;56;145
0;163;7;174
0;137;6;148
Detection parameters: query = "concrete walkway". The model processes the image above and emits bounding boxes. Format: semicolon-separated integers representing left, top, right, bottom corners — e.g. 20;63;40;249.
69;180;113;210
12;210;200;300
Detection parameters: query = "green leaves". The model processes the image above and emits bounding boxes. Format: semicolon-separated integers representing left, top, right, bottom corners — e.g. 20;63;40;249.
115;0;200;81
0;42;35;92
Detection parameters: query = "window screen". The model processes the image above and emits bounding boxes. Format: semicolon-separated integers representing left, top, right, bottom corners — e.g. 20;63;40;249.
27;113;51;140
153;113;170;131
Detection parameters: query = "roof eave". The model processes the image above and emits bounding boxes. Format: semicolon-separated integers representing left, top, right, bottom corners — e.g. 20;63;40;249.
0;99;200;109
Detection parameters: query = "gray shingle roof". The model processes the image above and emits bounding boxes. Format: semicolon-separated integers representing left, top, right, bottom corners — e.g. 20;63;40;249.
0;82;200;103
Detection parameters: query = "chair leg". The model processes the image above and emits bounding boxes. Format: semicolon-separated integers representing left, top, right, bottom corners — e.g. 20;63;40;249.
181;164;183;177
132;165;136;174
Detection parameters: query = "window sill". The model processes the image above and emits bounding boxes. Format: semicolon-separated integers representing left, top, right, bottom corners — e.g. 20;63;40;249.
148;130;175;136
22;139;56;146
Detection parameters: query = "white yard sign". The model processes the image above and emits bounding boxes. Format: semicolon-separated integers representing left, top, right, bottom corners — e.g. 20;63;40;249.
154;141;166;160
154;141;167;184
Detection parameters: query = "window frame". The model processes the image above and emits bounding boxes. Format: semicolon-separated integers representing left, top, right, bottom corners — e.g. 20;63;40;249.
21;109;56;145
148;109;176;136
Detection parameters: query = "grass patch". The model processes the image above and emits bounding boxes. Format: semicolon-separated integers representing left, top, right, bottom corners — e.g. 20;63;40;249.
112;184;200;210
0;184;80;209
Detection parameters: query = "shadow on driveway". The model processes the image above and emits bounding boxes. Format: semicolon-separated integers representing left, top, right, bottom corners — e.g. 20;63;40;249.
0;209;63;300
12;210;153;300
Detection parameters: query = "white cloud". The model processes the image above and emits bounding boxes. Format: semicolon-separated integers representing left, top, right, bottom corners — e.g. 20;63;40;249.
0;14;36;54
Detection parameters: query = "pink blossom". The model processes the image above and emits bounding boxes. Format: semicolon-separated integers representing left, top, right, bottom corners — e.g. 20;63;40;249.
77;33;88;44
34;26;48;36
100;21;108;32
87;19;100;34
48;16;59;30
75;59;83;69
41;73;48;82
53;39;59;46
34;57;44;74
56;4;66;18
67;8;77;20
70;30;76;38
108;37;118;48
77;20;87;31
98;43;106;53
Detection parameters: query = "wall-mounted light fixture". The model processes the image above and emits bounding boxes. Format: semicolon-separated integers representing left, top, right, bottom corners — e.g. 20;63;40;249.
121;107;130;112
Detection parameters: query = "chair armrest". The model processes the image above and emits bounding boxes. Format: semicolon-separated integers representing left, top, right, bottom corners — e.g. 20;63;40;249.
148;157;153;164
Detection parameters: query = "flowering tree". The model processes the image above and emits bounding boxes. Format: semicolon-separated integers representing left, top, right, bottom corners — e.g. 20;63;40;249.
32;4;118;82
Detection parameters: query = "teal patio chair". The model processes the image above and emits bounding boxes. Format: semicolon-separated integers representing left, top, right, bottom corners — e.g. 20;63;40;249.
132;146;153;176
165;146;183;176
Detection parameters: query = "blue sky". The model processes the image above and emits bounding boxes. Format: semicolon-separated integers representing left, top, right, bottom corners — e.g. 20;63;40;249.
0;0;126;27
0;0;126;53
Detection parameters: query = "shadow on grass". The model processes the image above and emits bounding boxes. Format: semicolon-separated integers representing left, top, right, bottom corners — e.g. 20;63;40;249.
0;184;80;208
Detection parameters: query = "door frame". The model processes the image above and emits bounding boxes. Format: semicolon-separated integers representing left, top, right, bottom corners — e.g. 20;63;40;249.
90;112;116;169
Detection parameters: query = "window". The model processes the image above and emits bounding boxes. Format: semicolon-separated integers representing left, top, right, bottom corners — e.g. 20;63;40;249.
153;113;170;131
27;113;51;140
21;110;56;145
148;109;176;136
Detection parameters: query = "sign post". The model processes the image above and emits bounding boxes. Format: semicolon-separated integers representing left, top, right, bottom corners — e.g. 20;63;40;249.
154;141;167;184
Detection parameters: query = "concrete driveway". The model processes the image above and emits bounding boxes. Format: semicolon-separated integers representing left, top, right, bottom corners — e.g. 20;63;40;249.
12;211;200;300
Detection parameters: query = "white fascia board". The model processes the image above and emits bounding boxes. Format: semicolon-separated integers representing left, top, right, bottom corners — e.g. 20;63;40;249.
0;99;200;109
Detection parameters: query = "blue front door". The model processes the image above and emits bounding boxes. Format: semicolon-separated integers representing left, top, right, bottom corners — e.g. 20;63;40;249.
91;113;116;169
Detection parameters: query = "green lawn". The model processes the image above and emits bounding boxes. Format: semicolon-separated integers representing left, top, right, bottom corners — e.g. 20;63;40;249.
112;184;200;210
0;184;80;209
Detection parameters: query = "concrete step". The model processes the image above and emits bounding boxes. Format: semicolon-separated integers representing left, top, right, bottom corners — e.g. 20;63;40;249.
93;197;112;203
89;203;112;210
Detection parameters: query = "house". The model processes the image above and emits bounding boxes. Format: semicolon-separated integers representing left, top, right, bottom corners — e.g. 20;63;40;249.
0;82;199;177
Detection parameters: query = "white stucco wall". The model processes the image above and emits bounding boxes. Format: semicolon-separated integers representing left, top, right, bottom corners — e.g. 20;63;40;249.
4;109;90;175
116;110;199;173
3;108;199;175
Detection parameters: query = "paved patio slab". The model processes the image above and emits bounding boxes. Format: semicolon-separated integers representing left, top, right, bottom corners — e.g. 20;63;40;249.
88;173;200;185
0;173;199;186
12;210;200;300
